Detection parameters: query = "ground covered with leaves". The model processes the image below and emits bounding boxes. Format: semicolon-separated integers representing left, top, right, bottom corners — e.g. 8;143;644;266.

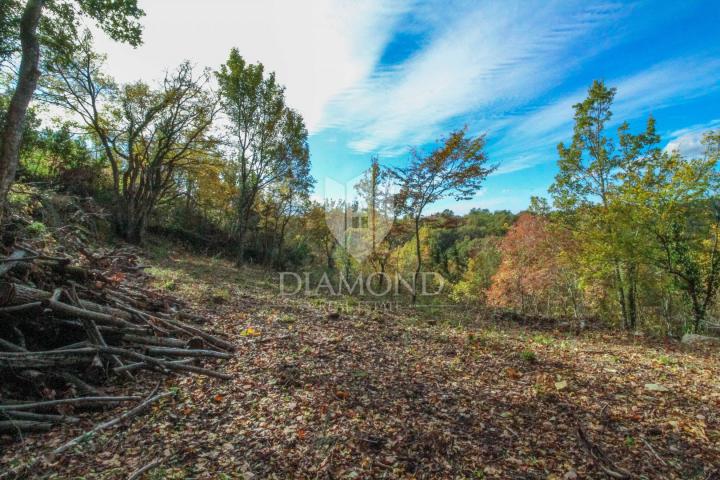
2;249;719;479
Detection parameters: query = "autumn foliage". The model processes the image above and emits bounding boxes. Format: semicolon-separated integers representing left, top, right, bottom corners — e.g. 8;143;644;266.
487;213;563;314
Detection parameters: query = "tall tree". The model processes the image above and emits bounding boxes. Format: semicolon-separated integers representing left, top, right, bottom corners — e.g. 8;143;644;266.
259;122;314;267
620;132;720;332
305;202;337;270
550;80;660;330
488;213;579;316
0;0;144;223
216;48;307;262
43;36;217;242
391;128;494;302
353;155;397;282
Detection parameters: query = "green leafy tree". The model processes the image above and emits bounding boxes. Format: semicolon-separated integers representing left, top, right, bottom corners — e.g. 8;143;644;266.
0;0;144;222
620;132;720;332
216;48;308;262
43;36;217;242
550;80;660;329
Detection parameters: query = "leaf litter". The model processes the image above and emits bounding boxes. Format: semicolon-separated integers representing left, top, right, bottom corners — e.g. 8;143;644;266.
2;253;719;479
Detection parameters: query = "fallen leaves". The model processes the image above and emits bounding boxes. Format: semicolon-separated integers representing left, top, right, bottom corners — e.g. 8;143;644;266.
4;253;718;479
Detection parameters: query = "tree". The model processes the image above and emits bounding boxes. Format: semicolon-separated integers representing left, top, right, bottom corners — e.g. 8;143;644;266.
451;236;501;304
43;36;217;242
391;128;494;302
550;80;660;330
258;135;314;267
216;48;308;262
620;132;720;332
305;202;337;270
488;214;549;313
351;155;398;284
0;0;144;223
488;213;580;317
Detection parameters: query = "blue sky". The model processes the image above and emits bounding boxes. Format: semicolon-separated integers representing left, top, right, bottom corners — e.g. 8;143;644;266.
94;0;720;213
310;0;720;213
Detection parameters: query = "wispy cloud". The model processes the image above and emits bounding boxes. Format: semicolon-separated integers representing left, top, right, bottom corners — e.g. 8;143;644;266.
321;1;627;153
491;57;720;174
91;0;410;133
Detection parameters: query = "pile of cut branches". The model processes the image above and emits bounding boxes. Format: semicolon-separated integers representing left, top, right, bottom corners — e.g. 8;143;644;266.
0;243;235;437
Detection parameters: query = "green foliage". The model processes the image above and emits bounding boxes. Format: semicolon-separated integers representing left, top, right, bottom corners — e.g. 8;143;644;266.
550;79;661;330
618;132;720;332
26;220;46;236
216;48;312;262
450;237;502;303
532;334;554;346
520;349;537;363
44;34;217;243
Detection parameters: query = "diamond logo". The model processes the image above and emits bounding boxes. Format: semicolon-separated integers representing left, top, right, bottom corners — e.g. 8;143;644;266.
323;166;396;262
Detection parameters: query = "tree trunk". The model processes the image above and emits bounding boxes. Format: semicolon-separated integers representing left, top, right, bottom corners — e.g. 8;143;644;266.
412;217;421;304
626;263;638;330
689;286;705;333
0;0;44;223
326;242;335;270
113;201;146;244
378;258;386;290
613;263;629;329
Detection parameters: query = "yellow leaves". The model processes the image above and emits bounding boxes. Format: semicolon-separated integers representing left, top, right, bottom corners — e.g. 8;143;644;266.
240;326;260;337
644;383;670;392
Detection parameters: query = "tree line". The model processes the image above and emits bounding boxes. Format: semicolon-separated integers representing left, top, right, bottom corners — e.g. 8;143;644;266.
2;1;718;335
488;81;719;334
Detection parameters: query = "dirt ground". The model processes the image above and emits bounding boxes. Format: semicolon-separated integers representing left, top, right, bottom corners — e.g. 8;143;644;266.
2;252;719;479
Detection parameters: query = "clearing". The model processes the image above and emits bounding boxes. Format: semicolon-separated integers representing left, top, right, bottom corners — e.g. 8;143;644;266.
2;249;719;479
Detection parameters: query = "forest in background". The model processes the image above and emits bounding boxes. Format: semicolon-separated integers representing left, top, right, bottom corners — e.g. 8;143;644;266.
1;0;719;339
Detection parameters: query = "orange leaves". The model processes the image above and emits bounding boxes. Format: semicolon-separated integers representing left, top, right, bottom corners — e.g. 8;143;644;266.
334;389;350;400
107;272;126;283
487;213;569;313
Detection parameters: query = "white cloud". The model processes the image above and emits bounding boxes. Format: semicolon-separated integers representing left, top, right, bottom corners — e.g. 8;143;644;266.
90;0;410;133
322;1;626;153
663;120;720;158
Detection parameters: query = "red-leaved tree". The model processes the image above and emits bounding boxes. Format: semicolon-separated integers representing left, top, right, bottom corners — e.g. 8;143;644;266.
487;213;579;316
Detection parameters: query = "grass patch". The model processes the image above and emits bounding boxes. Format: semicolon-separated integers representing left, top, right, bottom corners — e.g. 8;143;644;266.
520;349;538;364
532;334;554;346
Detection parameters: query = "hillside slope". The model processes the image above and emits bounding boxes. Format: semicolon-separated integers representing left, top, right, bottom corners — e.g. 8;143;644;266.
2;248;719;479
